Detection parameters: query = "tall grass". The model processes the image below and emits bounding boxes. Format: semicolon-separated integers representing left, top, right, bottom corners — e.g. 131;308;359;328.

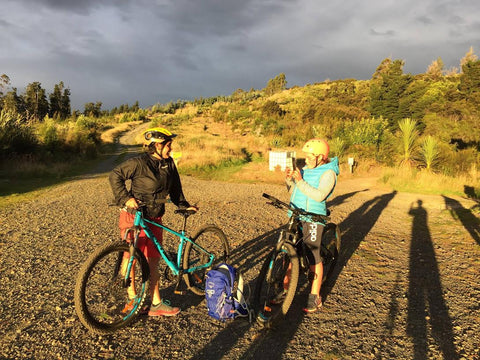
157;116;268;169
380;166;478;197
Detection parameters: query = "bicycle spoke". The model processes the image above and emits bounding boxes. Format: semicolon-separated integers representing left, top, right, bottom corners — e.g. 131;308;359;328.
75;242;149;334
183;226;230;296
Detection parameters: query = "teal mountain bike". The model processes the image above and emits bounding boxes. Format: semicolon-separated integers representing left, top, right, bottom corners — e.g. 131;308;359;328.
74;202;230;334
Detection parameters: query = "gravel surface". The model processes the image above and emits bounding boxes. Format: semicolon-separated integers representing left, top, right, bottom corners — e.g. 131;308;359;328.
1;130;479;359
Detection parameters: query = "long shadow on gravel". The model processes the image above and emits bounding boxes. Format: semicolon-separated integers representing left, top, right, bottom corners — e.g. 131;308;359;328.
329;189;369;207
323;191;397;303
187;191;372;360
236;281;310;360
443;195;480;246
407;200;459;360
187;228;283;360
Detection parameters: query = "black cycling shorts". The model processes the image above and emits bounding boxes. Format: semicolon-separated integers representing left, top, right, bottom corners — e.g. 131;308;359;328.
301;221;324;265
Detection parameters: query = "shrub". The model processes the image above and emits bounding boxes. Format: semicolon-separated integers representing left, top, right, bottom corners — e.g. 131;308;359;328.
0;110;37;156
330;137;346;159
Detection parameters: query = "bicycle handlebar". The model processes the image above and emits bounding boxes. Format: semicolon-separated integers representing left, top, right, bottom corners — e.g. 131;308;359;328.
110;199;195;217
262;193;330;223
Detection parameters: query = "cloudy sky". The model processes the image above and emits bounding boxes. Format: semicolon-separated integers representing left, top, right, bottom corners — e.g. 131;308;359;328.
1;0;479;110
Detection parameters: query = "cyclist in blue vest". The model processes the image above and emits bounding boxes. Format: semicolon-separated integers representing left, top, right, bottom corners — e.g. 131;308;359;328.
286;138;339;313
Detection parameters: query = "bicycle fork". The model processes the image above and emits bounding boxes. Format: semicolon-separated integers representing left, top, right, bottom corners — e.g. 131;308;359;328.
122;226;143;288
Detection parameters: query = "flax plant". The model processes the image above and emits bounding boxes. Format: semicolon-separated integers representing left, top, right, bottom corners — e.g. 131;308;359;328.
398;118;418;166
421;135;440;171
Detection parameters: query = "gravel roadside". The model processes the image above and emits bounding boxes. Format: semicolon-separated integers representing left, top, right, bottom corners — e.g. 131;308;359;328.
1;132;479;359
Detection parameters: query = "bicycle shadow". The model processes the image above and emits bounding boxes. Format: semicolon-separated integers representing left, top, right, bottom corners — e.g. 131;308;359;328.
322;191;397;302
187;190;388;360
374;273;403;359
183;227;281;360
186;225;314;360
407;200;459;359
442;195;480;246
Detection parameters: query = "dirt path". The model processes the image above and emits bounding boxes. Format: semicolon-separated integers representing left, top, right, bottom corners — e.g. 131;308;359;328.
0;126;479;360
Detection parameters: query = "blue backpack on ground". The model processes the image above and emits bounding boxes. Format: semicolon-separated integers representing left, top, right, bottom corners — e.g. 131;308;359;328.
205;263;253;322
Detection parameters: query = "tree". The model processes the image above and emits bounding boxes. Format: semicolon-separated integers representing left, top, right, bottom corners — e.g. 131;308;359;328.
426;57;444;79
0;74;10;96
49;81;71;119
369;59;411;126
371;58;392;80
130;101;140;112
459;59;480;105
61;87;71;119
264;73;287;96
460;46;477;69
398;78;429;120
83;102;102;117
24;82;49;121
2;88;25;115
0;74;11;111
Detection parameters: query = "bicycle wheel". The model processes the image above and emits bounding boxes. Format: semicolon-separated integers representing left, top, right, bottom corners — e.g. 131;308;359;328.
74;241;150;334
321;223;341;283
182;225;230;295
254;242;299;328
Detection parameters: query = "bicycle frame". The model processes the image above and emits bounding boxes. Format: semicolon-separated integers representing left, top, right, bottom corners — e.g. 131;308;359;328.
275;216;299;251
123;209;214;283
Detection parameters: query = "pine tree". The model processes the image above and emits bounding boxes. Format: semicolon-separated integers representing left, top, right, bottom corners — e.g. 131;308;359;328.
24;82;49;121
369;59;411;127
2;88;25;115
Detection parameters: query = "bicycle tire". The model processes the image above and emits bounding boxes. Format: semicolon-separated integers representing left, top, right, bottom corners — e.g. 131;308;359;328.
321;223;341;283
254;242;299;328
74;241;150;334
182;225;230;296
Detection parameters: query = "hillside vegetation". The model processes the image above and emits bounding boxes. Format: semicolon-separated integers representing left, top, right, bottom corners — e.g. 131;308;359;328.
1;50;479;199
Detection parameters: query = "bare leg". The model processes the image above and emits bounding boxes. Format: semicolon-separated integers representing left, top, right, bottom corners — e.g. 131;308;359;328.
310;262;324;296
121;255;137;299
283;263;292;289
148;257;162;305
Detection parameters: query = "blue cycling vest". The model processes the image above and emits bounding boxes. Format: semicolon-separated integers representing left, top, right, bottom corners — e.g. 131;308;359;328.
290;157;339;216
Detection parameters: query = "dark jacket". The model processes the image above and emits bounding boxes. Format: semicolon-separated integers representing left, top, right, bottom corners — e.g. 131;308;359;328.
109;153;190;218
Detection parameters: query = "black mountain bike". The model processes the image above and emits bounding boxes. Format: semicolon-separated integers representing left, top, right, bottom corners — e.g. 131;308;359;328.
253;193;341;328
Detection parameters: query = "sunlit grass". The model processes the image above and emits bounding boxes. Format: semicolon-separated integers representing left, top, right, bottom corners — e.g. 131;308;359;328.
380;166;479;198
100;121;142;143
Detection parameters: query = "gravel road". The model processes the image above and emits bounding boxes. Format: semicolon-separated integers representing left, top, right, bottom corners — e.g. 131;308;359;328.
1;132;479;359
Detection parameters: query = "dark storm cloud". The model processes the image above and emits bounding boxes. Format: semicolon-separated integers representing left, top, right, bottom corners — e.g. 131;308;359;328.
369;29;396;37
0;19;11;27
151;0;296;36
416;16;434;25
2;0;480;109
11;0;128;14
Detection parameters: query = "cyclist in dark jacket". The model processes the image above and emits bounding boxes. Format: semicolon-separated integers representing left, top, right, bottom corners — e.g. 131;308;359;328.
109;127;197;317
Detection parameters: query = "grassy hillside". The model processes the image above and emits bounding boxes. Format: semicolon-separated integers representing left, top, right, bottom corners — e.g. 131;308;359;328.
1;68;479;201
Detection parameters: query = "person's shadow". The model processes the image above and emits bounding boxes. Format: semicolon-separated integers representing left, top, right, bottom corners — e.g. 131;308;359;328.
407;200;459;360
323;191;397;301
443;195;480;246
